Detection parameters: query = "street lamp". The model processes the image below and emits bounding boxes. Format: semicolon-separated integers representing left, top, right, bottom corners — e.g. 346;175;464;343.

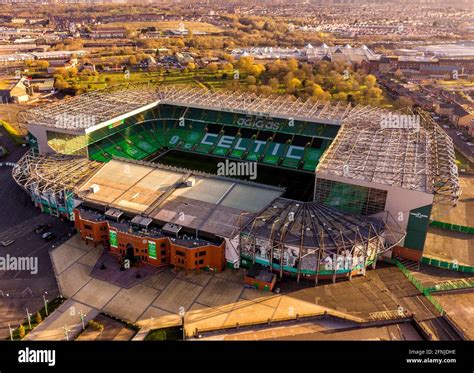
43;292;48;316
178;306;185;341
79;310;86;330
63;325;70;341
26;308;32;330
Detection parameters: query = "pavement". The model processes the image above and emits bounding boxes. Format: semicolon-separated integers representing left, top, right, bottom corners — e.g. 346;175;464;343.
432;290;474;340
424;227;474;267
424;173;474;267
200;319;423;341
409;263;473;288
46;235;461;340
24;299;98;341
75;314;136;341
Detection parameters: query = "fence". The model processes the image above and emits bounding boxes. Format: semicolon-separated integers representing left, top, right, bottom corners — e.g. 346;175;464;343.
425;277;474;293
430;220;474;234
421;256;474;273
392;259;445;315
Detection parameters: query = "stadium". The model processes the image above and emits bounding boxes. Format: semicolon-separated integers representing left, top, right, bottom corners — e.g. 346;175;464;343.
12;84;460;282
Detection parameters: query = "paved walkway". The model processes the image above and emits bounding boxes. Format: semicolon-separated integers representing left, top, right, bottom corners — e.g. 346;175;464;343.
24;299;99;341
50;235;413;339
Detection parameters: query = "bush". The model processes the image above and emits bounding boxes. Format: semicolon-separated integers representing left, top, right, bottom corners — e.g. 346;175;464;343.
35;311;42;324
18;324;25;338
87;320;104;332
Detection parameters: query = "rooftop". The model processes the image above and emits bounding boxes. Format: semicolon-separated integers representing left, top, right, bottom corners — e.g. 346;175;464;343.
158;86;352;126
77;207;217;249
316;107;460;210
14;152;285;238
241;197;404;251
240;198;406;266
12;151;103;195
19;85;353;132
19;83;160;132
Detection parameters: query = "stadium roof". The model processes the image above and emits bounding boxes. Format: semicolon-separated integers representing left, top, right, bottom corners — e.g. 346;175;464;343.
19;83;159;133
19;85;352;132
158;86;352;125
240;197;405;263
12;151;103;194
316;107;460;211
14;153;284;238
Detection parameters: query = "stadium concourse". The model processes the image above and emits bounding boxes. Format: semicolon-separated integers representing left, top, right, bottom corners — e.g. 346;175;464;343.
13;84;460;282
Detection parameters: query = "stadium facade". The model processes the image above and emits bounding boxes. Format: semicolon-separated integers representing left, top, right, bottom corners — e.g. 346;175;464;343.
13;85;460;282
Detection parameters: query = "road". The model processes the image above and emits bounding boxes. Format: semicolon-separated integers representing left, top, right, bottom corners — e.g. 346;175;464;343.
0;127;73;339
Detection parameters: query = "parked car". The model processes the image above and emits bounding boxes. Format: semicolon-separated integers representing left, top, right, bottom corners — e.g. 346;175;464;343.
41;232;55;241
1;239;14;247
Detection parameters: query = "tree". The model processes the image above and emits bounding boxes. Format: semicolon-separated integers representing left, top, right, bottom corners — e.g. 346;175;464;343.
221;62;233;71
35;311;42;324
18;324;25;338
285;77;302;93
397;96;414;109
268;77;280;91
208;62;219;72
128;55;138;66
54;67;69;79
175;38;185;48
287;58;299;73
258;85;273;96
36;60;49;69
54;78;71;91
365;74;377;89
245;75;257;85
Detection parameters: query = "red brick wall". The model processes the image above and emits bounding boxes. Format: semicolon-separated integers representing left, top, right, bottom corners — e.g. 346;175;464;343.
392;246;422;261
73;209;108;246
170;242;225;272
244;272;276;291
74;209;225;272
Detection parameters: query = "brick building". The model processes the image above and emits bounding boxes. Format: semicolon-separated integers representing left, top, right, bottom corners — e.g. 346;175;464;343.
74;208;226;273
